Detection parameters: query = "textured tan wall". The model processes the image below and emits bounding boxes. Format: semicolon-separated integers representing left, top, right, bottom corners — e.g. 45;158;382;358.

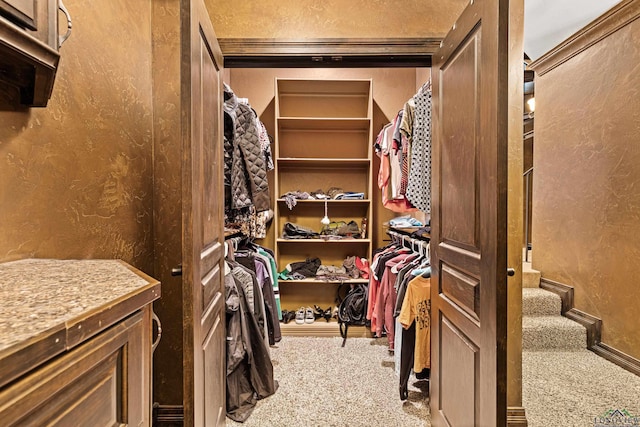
206;0;468;39
227;68;425;249
532;18;640;359
0;0;154;273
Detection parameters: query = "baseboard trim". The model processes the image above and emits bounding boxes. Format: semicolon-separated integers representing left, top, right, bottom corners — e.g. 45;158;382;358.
565;308;602;348
539;276;640;378
539;277;573;314
591;342;640;377
153;404;184;426
507;406;528;426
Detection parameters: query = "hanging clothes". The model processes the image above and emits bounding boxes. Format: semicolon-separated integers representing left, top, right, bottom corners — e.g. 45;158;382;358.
405;82;432;213
374;251;419;350
369;229;430;401
374;80;432;215
235;250;282;345
374;117;416;213
223;83;274;239
224;270;278;422
226;237;283;336
367;243;409;334
398;269;431;400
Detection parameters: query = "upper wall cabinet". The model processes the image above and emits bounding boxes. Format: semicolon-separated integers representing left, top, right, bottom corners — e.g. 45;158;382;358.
0;0;71;107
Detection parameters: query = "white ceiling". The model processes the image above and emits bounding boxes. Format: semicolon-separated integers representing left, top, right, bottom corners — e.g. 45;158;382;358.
524;0;622;61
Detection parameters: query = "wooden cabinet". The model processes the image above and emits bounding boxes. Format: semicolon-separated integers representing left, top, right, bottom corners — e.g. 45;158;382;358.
0;0;37;29
0;259;160;426
274;78;373;336
0;0;67;106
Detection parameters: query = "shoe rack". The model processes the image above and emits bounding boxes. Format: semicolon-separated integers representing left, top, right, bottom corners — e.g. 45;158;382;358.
274;78;373;337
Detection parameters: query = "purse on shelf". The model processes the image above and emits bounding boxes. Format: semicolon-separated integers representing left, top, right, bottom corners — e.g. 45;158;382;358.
283;222;319;239
320;221;346;236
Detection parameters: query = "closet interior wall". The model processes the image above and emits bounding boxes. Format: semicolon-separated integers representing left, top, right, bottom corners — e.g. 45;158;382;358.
225;67;430;251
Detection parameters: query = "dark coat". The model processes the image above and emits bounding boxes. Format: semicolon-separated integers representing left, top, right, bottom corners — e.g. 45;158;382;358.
225;273;277;422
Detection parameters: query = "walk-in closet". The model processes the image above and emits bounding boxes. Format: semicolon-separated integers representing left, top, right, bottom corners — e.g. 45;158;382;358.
221;67;433;424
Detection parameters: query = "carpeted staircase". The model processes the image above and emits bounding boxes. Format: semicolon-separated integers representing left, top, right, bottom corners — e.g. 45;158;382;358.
522;287;586;350
522;259;587;351
521;260;640;427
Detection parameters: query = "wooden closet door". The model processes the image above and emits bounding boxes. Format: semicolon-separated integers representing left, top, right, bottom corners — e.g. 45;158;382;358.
181;0;225;425
430;0;519;425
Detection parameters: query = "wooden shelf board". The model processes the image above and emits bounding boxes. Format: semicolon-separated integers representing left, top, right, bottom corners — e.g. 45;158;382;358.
276;79;372;96
277;158;370;168
276;198;370;204
279;278;369;285
279;321;372;338
276;238;370;244
277;117;370;130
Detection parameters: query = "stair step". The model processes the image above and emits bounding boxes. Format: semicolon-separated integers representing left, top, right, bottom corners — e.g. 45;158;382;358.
522;288;562;316
522;316;586;351
522;262;541;288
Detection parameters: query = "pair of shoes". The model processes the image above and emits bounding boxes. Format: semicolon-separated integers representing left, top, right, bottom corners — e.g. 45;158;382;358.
313;305;333;322
281;310;296;324
295;307;315;324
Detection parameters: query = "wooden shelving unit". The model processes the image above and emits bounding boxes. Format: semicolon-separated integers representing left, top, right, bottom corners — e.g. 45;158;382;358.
274;78;373;337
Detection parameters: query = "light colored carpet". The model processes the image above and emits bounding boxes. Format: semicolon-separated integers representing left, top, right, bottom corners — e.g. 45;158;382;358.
225;287;640;426
523;349;640;427
522;288;562;316
522;287;640;426
225;336;429;427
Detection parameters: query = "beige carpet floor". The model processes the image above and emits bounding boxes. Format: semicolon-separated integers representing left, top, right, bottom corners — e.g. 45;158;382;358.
225;336;429;427
225;336;640;426
523;349;640;427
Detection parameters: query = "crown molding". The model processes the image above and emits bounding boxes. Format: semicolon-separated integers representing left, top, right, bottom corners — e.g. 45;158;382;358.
529;0;640;76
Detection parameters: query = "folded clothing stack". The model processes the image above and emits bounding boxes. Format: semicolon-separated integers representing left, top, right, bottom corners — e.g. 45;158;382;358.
278;256;370;281
388;215;423;228
281;187;365;210
278;257;322;280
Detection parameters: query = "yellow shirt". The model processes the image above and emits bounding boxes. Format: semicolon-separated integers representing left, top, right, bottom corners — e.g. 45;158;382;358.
399;275;431;371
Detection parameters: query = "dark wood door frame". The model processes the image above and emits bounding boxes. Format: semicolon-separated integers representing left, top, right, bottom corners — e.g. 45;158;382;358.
218;37;439;68
154;35;527;426
153;36;440;427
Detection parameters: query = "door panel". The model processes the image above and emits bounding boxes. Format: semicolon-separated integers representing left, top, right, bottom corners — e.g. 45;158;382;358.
440;30;479;250
430;0;509;425
182;0;225;425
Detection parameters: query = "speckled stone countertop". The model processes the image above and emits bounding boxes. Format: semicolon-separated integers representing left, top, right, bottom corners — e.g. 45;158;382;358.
0;259;158;354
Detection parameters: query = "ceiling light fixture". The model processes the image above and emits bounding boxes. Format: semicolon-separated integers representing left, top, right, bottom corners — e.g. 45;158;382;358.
527;97;536;112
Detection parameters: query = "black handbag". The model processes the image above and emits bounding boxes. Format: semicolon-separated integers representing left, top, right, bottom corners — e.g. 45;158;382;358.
283;222;319;238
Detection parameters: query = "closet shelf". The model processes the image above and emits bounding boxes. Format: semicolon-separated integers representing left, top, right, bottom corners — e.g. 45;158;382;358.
277;158;370;168
277;117;370;130
276;238;371;244
276;199;370;205
279;278;369;285
275;78;373;338
279;321;371;338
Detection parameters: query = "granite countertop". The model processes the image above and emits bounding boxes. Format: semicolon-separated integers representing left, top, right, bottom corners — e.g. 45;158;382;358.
0;258;158;354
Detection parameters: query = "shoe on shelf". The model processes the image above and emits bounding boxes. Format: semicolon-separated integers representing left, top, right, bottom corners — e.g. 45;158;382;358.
305;307;315;324
313;305;333;322
281;310;296;324
295;307;306;325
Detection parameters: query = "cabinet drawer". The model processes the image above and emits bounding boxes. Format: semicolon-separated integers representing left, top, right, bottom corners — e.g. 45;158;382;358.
0;310;149;427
